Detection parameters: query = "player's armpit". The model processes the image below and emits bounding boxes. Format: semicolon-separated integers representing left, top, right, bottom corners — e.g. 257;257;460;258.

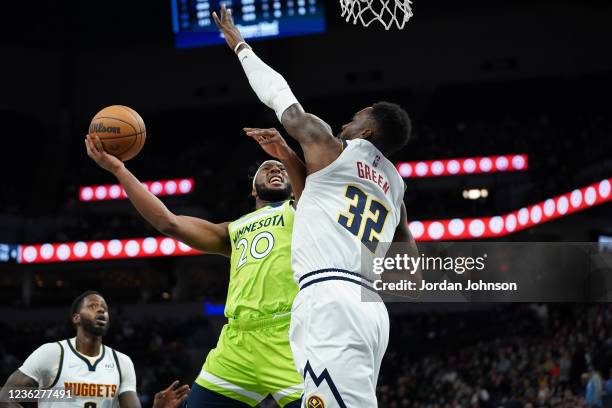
281;105;343;174
118;391;141;408
0;370;38;408
162;216;231;257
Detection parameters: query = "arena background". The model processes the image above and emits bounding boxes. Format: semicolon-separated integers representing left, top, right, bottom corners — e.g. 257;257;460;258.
1;0;612;406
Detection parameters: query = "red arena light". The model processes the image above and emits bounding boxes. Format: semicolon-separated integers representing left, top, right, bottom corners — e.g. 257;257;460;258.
19;237;201;264
410;178;612;241
396;154;528;178
79;178;194;201
18;177;612;263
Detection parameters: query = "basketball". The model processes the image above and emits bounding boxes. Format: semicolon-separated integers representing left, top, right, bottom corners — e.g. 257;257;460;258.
88;105;146;161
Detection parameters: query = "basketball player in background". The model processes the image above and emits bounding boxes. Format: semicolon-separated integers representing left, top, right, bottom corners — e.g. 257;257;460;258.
214;6;420;407
84;130;306;407
0;291;189;408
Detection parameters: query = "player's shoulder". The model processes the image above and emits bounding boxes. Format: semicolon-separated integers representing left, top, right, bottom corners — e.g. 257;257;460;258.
33;341;65;356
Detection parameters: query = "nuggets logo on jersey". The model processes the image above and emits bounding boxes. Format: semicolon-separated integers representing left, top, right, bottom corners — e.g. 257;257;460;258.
63;383;117;398
306;395;325;408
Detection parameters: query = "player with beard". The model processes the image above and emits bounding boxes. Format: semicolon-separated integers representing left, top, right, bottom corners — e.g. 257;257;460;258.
0;291;189;408
84;130;306;407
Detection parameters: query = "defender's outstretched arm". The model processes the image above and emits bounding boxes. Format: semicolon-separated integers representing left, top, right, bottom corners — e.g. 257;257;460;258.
85;135;231;257
212;6;342;173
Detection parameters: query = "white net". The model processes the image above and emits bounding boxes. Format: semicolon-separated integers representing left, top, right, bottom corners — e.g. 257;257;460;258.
340;0;413;30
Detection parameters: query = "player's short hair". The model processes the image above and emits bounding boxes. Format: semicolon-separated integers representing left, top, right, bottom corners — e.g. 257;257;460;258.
70;290;102;317
370;101;412;156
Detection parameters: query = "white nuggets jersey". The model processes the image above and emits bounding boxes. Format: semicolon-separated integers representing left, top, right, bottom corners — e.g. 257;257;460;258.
19;339;136;408
292;138;405;281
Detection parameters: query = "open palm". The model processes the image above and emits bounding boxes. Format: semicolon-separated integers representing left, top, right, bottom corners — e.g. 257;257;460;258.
244;128;292;160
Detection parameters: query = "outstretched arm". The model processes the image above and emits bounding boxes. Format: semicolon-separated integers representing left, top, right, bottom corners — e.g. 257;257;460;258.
85;135;231;257
212;6;342;174
244;127;306;203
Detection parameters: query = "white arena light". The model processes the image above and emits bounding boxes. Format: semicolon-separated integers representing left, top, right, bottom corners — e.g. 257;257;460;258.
408;221;424;239
398;163;412;177
125;240;140;257
489;216;504;234
57;244;71;260
109;185;122;199
95;186;107;200
165;180;178;195
447;160;460;175
427;222;445;240
431;161;444;176
468;219;485;237
160;238;177;255
151;182;163;195
79;178;195;201
90;242;105;259
108;239;123;256
80;187;94;201
73;242;88;258
143;237;158;254
179;179;193;193
479;158;493;172
415;162;429;177
463;159;476;173
397;154;528;178
448;219;465;236
40;244;54;260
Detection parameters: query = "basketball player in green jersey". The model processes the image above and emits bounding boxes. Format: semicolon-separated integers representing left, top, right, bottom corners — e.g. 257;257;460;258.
85;128;305;407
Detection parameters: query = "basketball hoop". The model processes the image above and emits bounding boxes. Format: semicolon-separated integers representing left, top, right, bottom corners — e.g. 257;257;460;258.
340;0;413;30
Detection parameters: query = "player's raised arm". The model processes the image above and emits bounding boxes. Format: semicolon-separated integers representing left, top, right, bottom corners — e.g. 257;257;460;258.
85;135;231;257
244;127;306;202
212;6;342;174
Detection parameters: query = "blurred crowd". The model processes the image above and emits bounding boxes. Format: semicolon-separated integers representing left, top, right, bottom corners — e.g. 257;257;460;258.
378;304;612;407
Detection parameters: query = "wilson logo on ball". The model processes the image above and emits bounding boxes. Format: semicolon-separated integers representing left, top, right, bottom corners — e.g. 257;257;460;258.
90;122;121;134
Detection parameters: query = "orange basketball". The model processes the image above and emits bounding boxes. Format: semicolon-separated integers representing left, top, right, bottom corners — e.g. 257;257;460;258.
89;105;146;161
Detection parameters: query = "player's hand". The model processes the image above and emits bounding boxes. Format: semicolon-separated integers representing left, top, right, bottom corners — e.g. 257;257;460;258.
244;128;293;160
85;134;125;174
152;380;190;408
212;5;247;53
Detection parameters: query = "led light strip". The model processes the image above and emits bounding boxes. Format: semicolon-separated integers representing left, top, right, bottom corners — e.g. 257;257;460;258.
409;178;611;241
19;237;201;264
79;178;194;201
396;154;528;178
18;178;611;263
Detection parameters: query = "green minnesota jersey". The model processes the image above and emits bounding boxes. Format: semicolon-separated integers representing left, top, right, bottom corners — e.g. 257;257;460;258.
226;200;297;319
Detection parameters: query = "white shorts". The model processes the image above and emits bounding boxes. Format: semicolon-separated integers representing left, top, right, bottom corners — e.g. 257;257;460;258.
289;272;390;407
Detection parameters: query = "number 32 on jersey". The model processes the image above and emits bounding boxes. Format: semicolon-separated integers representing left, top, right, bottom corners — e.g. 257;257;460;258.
337;185;389;252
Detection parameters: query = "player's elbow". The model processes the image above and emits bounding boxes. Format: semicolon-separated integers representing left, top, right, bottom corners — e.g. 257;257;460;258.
281;104;306;135
156;215;178;236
